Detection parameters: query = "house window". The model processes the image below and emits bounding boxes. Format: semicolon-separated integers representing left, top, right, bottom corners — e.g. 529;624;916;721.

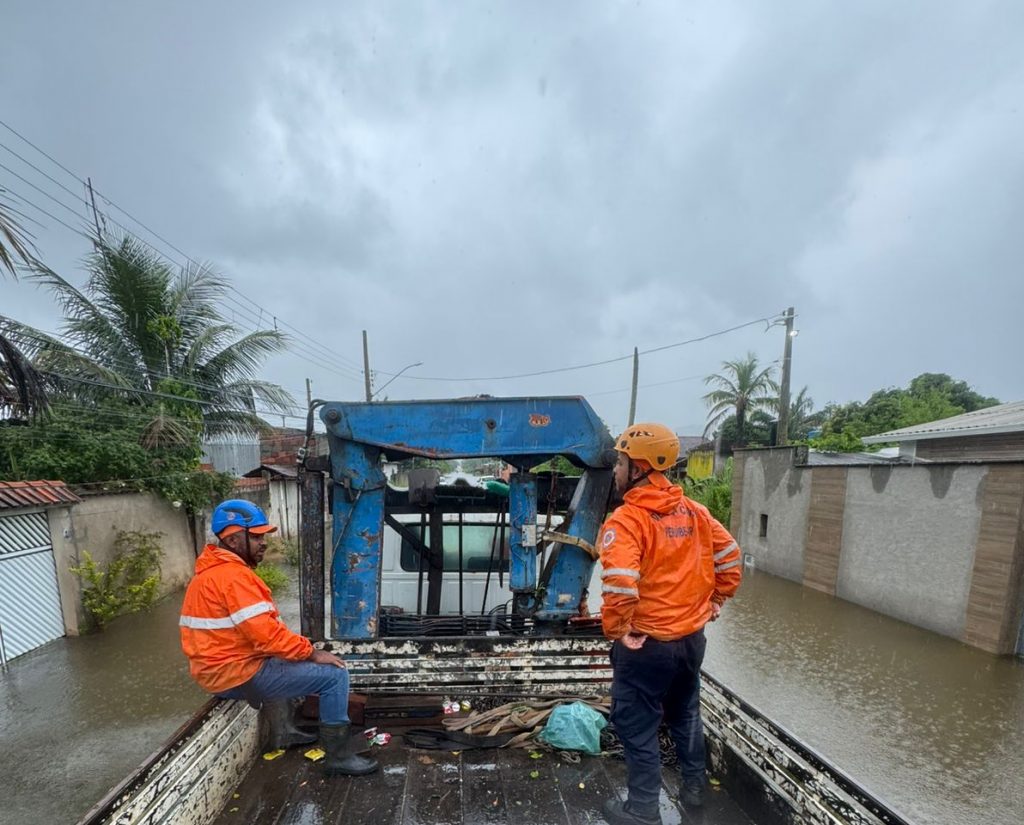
759;514;768;538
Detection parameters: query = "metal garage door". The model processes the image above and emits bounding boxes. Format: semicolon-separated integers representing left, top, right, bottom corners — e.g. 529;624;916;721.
0;511;66;664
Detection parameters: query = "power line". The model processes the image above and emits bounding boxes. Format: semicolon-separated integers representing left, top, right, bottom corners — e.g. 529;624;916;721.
586;373;707;398
0;123;365;380
380;315;784;382
1;118;779;390
0;182;89;238
0;317;308;414
0;182;363;384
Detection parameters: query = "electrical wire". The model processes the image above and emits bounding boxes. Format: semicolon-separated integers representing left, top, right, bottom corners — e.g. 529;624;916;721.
375;315;784;382
0;121;364;372
0;317;305;410
0;119;786;391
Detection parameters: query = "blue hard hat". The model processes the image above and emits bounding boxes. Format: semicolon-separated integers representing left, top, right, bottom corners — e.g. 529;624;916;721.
211;499;277;537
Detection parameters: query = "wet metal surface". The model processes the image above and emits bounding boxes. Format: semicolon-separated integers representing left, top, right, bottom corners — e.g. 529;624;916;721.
703;571;1024;825
210;740;752;825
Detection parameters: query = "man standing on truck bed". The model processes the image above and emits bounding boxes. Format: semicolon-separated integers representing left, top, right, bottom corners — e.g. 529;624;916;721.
179;499;378;777
599;425;742;825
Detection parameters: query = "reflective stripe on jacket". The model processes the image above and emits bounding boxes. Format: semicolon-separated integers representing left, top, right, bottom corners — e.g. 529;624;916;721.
180;545;313;693
599;473;742;641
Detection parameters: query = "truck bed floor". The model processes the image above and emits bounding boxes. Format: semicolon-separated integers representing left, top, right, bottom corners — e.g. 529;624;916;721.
212;736;754;825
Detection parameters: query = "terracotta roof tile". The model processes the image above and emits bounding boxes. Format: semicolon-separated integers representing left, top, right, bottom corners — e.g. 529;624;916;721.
0;480;82;511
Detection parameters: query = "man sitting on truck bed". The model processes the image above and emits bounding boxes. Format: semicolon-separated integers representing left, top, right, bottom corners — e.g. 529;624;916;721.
599;425;742;825
179;498;378;777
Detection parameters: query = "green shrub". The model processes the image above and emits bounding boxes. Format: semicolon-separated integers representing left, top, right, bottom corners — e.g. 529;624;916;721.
70;530;163;630
683;460;733;526
254;562;289;593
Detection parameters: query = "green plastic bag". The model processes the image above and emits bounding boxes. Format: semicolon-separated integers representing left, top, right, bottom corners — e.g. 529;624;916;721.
537;702;607;755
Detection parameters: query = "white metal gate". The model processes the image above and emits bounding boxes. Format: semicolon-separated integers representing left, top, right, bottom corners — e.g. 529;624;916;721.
0;511;66;664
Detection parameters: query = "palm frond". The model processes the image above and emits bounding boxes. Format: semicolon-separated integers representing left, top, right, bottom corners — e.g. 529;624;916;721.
0;331;48;416
199;329;289;385
0;198;39;277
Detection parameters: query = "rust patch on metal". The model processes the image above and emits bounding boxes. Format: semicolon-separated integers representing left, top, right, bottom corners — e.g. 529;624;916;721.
529;413;551;427
357;528;380;547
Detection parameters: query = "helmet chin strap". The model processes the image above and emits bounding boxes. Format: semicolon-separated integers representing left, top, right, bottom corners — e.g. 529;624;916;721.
623;458;655;494
243;528;260;568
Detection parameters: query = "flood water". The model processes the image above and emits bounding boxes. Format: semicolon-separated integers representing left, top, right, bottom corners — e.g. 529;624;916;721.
704;570;1024;825
1;567;1021;824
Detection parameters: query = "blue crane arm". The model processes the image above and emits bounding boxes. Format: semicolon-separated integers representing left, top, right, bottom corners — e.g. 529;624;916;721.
320;397;616;638
320;396;616;467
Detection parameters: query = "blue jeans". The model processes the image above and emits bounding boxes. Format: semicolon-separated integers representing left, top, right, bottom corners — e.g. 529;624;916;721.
610;630;707;807
217;658;350;725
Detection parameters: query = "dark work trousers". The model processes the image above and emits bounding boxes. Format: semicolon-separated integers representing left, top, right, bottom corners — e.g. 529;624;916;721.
610;629;707;807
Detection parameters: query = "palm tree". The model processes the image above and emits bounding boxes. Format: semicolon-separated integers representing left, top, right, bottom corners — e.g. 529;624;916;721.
703;352;778;446
0;198;48;417
786;386;817;441
22;233;293;435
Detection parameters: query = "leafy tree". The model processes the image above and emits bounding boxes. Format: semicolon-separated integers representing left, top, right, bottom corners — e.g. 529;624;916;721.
703;352;778;447
0;397;234;510
786;386;821;441
717;413;772;454
0;199;47;416
21;233;293;434
811;373;999;452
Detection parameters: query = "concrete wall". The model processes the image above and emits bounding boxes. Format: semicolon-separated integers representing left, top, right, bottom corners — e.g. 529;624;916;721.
49;492;197;635
838;465;985;638
736;448;811;582
734;448;1024;654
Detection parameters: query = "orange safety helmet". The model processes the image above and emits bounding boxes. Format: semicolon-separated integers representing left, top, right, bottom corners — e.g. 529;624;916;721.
614;423;680;471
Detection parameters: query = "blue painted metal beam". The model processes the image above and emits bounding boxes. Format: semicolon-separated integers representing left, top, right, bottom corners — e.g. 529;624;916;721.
320;397;616;469
536;468;614;621
508;474;538;593
329;438;386;638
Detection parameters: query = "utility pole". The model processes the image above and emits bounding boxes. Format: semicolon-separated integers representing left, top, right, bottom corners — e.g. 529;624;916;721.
776;306;795;446
627;347;639;426
305;377;313;410
362;330;372;402
86;177;103;238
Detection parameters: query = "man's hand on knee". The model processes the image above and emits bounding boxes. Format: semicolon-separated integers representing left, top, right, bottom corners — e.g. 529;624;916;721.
309;649;346;668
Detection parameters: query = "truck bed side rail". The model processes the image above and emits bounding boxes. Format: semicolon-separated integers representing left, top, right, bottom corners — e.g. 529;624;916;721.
701;672;912;825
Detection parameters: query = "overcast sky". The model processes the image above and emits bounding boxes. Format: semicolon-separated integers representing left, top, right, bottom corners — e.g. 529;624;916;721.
2;1;1022;437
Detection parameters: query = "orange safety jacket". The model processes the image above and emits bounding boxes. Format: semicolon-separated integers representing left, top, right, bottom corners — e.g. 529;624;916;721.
599;472;742;641
179;545;313;694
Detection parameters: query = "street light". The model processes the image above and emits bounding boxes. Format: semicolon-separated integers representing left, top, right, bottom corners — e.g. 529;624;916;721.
371;362;423;400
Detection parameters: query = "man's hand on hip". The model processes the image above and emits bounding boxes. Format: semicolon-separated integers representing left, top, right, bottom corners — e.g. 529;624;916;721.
621;630;648;650
709;602;722;622
309;649;346;668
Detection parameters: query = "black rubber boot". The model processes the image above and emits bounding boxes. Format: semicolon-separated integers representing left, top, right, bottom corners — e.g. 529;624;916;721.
680;777;706;808
602;798;663;825
321;723;380;776
264;700;318;750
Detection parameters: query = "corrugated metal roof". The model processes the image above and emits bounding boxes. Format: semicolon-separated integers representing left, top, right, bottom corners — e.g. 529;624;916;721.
805;451;908;466
862;401;1024;444
0;480;81;511
678;436;711;454
242;464;298;479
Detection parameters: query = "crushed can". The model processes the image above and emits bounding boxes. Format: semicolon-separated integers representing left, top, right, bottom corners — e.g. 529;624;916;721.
372;732;392;746
363;727;378;739
460;700;472;712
